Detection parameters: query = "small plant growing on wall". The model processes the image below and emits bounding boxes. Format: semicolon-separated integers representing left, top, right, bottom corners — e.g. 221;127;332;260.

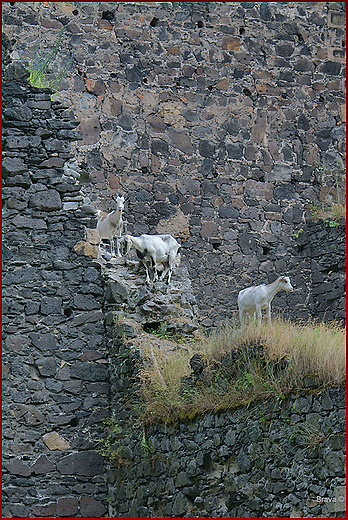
288;421;325;455
96;416;128;467
311;163;346;223
25;27;74;93
140;429;155;456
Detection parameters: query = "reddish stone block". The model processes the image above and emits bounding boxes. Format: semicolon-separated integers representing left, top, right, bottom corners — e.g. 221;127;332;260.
32;502;57;517
57;497;79;517
77;116;101;146
147;114;166;132
31;454;55;475
80;496;107;518
4;458;31;476
166;128;194;154
108;174;121;190
200;221;218;238
216;78;229;90
168;46;181;55
98;19;113;30
222;36;240;51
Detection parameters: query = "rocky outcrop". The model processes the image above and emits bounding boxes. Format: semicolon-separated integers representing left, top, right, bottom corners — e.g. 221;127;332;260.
102;256;198;336
95;253;198;427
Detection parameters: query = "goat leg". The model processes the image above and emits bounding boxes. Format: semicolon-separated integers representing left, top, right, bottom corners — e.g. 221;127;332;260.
116;237;122;257
267;304;273;325
144;263;151;284
160;265;169;282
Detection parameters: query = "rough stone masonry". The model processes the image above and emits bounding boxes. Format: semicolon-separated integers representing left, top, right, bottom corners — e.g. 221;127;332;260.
2;3;346;519
2;1;346;326
2;55;109;517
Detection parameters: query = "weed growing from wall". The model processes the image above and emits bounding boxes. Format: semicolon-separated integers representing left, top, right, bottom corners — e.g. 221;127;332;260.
140;429;155;456
311;163;346;223
288;420;325;455
25;28;73;93
96;416;126;467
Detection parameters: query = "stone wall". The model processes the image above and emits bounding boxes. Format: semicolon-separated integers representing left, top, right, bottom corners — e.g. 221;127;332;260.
3;1;346;326
2;4;346;519
2;66;346;518
294;219;346;322
107;385;346;518
2;64;109;518
98;246;346;520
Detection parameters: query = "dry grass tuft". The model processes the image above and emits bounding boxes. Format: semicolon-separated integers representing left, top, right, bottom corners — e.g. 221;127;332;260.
311;201;346;223
260;319;345;386
138;319;346;423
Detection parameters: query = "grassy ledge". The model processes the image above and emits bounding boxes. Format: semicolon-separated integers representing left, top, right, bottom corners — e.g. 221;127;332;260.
138;319;346;424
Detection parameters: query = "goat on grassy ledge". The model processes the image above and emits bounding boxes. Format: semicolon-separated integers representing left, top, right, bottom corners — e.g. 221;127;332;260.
96;195;125;258
122;233;181;284
238;276;293;324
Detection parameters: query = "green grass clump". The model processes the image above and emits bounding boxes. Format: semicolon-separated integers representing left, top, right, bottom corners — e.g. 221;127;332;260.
138;319;346;423
26;28;73;92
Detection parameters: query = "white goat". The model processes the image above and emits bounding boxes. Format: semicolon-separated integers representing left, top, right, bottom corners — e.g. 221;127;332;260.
96;195;125;257
123;234;181;284
238;276;293;324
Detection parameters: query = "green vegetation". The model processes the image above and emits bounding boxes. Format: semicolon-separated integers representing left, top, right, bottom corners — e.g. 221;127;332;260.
96;416;124;466
26;28;73;92
97;416;156;465
292;228;304;239
140;430;155;455
138;319;346;423
325;217;341;228
146;322;173;339
145;321;188;343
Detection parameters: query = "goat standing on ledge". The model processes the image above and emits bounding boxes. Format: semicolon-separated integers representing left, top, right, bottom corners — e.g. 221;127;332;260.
123;233;181;284
96;195;125;257
238;276;293;324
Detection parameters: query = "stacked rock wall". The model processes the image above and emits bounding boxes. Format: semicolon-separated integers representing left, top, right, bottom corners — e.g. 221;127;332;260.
294;219;346;322
2;68;346;518
2;67;109;518
2;1;346;326
107;385;346;519
95;245;346;520
2;3;346;519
